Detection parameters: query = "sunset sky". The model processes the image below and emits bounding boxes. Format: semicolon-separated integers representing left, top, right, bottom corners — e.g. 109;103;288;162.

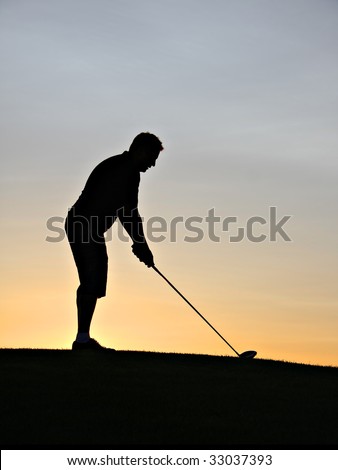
1;0;337;366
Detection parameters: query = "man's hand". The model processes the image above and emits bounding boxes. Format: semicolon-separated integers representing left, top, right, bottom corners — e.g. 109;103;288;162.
132;242;154;268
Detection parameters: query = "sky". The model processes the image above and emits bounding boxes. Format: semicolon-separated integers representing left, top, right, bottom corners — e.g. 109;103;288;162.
1;0;337;366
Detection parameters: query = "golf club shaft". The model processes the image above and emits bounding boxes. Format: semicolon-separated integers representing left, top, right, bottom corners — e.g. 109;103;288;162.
153;266;240;356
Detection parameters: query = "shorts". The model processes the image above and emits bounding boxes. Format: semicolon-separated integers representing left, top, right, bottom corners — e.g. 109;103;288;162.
65;211;108;298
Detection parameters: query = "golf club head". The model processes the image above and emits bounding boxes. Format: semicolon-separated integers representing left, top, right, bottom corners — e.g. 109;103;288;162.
239;350;257;359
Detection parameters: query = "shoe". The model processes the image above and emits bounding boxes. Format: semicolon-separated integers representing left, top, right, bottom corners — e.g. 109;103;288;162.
72;338;115;351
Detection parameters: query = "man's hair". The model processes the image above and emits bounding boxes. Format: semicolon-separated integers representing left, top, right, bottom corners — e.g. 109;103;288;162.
129;132;164;154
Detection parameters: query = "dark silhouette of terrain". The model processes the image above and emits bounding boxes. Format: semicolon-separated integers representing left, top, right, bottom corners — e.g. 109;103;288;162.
1;349;337;449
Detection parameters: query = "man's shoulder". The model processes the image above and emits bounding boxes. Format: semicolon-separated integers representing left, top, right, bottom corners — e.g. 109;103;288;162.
98;151;128;167
89;151;129;175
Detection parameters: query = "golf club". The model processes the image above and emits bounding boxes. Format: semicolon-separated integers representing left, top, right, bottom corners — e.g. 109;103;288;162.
153;266;257;359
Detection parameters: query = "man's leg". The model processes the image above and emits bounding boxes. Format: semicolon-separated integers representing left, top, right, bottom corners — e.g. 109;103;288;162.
76;289;97;337
67;222;109;349
73;289;109;350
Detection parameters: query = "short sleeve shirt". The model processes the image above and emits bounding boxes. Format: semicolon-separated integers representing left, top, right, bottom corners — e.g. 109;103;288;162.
72;151;140;234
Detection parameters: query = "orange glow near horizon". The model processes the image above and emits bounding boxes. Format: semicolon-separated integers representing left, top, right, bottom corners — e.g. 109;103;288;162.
1;223;337;368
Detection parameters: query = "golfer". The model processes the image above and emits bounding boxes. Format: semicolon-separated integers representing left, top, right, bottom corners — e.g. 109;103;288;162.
65;132;163;350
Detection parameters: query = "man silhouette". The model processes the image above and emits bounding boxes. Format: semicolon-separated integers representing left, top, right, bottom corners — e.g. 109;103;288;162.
65;132;163;350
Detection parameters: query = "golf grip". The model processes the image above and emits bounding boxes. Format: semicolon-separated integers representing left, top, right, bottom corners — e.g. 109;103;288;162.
152;266;240;356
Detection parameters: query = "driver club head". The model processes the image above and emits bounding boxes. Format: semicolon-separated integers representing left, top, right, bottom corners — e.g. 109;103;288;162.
239;350;257;359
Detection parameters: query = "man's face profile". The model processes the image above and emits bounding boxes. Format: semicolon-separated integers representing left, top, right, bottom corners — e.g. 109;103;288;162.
138;149;160;172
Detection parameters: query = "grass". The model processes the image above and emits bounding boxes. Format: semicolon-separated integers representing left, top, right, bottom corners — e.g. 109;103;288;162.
1;349;338;449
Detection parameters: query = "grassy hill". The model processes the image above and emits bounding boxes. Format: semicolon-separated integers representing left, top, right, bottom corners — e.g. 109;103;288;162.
1;349;337;449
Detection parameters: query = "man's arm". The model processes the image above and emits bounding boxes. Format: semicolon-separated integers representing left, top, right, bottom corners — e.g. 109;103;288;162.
117;207;144;243
117;207;154;267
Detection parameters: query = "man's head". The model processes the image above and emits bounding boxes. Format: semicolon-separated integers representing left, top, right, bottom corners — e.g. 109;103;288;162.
129;132;164;172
